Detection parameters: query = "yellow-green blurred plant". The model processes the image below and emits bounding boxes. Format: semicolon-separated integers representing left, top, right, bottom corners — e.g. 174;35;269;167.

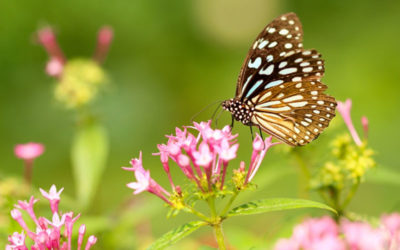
310;99;375;216
37;26;113;210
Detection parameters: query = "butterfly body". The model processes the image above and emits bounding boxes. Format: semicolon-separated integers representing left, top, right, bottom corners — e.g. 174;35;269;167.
222;13;337;146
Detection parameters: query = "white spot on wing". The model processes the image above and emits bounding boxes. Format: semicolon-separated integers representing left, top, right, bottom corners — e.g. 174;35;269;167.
248;57;262;69
258;40;269;49
259;64;274;75
279;68;297;75
279;29;289;35
283;95;303;102
265;80;284;88
268;41;277;48
289;101;308;107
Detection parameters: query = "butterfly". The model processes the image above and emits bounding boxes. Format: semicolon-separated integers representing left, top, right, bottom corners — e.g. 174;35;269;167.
221;12;337;146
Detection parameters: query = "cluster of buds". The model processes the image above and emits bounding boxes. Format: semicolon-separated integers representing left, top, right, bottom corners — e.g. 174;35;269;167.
274;214;400;250
37;26;113;109
6;185;97;250
123;121;280;210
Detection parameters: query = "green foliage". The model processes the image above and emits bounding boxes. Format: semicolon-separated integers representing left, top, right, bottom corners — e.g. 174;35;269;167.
71;119;109;210
147;221;207;250
227;198;336;217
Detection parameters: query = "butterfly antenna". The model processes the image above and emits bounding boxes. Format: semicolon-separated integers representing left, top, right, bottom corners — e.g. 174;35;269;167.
190;100;224;123
214;107;225;127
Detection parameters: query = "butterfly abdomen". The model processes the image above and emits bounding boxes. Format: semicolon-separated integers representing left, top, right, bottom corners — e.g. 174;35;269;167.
222;99;254;125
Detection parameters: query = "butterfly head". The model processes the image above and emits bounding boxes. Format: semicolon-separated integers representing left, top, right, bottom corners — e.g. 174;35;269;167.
222;98;254;125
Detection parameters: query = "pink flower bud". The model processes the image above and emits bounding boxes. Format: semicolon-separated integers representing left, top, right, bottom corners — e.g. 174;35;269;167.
77;224;86;250
85;235;97;250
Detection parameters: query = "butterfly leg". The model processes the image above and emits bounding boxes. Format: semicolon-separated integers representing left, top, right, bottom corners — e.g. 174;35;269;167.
230;116;235;130
249;126;254;141
258;126;266;149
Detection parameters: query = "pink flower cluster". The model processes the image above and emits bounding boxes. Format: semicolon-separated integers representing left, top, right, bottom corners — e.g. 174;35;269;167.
123;121;279;204
37;26;113;78
6;185;97;250
275;214;400;250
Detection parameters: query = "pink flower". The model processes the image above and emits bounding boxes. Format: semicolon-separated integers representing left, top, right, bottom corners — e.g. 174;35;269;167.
337;99;362;146
217;139;239;164
341;219;386;250
7;232;27;250
44;213;66;228
16;196;39;224
192;142;213;167
247;135;281;183
126;168;151;195
122;151;144;172
40;185;64;214
14;143;45;160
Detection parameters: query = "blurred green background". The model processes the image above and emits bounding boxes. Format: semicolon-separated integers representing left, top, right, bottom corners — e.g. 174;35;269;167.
1;0;400;249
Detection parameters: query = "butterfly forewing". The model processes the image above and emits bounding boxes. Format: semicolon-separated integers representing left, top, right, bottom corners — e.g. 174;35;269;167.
236;12;304;98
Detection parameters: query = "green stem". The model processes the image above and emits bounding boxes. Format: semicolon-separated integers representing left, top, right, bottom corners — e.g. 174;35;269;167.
220;190;239;217
185;206;210;222
207;197;217;218
213;223;226;250
341;180;360;211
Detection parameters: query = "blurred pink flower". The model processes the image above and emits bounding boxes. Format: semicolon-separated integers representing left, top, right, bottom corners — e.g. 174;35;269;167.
37;25;113;78
14;143;44;160
274;214;400;250
361;116;369;140
94;26;113;63
46;57;64;77
6;186;96;250
337;99;362;146
341;219;386;250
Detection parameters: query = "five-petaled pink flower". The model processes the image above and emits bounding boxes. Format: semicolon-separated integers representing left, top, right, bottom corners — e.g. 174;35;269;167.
40;184;64;214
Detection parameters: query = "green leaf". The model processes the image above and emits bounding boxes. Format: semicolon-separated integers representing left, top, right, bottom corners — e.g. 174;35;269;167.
227;198;336;217
147;221;207;250
366;167;400;186
72;120;108;210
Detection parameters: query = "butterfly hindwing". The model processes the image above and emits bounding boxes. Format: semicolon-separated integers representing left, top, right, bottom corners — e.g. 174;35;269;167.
250;81;336;146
